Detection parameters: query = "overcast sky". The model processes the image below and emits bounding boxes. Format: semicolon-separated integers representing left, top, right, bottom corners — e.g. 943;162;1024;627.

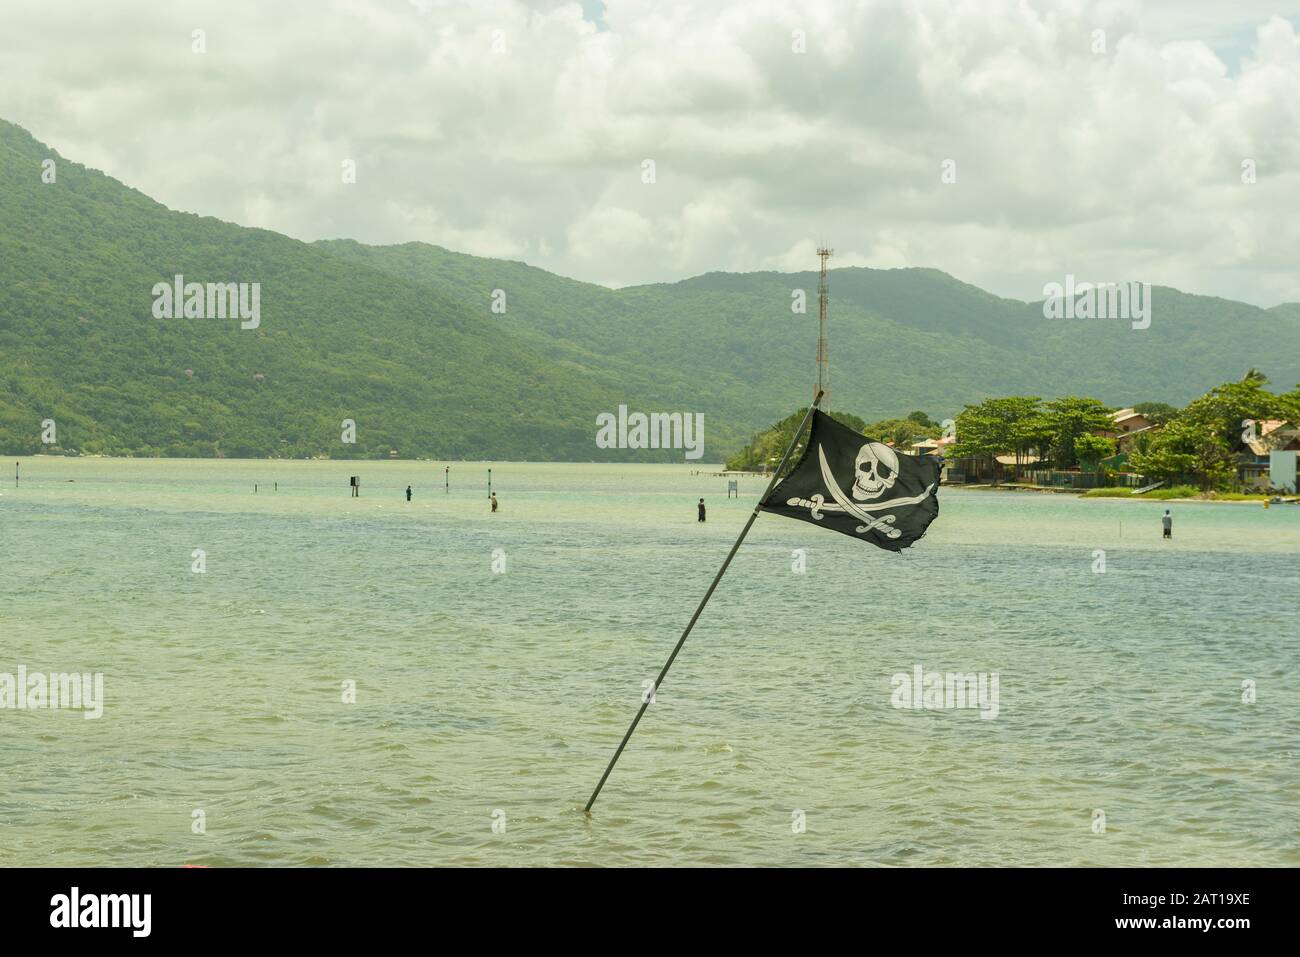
2;0;1298;306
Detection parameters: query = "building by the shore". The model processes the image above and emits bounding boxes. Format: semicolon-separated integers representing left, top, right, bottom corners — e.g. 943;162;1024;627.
1239;420;1300;490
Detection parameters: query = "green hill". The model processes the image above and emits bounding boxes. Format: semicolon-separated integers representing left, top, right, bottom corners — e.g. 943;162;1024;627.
2;118;1297;460
0;121;631;460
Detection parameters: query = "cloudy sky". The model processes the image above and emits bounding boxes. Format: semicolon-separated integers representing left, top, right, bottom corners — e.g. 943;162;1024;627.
2;0;1298;306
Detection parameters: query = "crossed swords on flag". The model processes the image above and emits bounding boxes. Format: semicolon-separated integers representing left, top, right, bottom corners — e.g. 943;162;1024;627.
781;445;938;538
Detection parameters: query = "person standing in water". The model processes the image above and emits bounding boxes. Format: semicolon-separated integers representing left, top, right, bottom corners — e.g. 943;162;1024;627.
1162;509;1172;539
406;485;412;502
697;498;706;522
490;493;499;513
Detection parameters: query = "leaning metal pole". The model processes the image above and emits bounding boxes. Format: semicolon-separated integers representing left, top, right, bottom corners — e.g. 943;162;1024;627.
583;390;825;813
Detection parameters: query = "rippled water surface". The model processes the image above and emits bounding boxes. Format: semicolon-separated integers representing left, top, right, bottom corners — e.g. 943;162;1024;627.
1;458;1296;866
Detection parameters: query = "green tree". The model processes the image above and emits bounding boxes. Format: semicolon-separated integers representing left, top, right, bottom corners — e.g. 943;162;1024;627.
864;416;938;449
1277;384;1300;427
1011;410;1055;472
1040;396;1115;468
1181;373;1282;451
1074;433;1116;471
1127;444;1199;484
1130;374;1287;490
948;396;1041;484
1131;418;1232;489
725;408;869;472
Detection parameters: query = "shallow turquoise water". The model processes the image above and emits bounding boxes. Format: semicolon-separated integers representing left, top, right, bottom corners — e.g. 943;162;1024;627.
1;458;1296;866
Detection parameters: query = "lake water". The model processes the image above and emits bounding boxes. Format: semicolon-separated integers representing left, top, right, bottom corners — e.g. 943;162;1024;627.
1;458;1296;866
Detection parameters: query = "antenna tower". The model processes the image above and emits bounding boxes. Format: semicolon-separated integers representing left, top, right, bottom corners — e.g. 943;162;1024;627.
816;246;832;410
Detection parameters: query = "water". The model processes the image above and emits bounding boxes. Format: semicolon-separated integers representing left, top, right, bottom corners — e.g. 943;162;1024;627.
1;458;1296;866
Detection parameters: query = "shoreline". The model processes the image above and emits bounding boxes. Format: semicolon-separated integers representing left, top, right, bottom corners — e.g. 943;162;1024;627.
947;483;1298;504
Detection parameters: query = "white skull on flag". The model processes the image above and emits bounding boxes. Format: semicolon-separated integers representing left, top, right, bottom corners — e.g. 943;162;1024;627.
852;442;899;500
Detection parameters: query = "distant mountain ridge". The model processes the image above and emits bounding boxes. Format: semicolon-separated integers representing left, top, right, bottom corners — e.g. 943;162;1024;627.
1;118;1297;460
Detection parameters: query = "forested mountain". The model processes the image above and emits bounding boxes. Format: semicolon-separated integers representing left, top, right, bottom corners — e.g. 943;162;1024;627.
2;119;1297;460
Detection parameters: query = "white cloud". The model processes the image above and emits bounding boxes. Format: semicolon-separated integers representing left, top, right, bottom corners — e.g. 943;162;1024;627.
0;0;1297;304
566;204;656;262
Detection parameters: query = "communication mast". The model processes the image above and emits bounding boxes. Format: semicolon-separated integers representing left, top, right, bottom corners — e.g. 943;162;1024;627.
815;246;832;410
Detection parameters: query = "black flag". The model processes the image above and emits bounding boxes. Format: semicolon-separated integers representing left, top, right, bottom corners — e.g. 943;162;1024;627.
761;410;941;551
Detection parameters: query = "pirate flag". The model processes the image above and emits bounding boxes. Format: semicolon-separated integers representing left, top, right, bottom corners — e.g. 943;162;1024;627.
761;410;940;551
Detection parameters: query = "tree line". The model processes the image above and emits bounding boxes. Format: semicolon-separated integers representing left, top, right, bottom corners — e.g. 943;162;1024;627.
948;371;1299;489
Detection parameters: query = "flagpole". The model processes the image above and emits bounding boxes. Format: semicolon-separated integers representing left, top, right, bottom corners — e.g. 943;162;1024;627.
584;390;824;813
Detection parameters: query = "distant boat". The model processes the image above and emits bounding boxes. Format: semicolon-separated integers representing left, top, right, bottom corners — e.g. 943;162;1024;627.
1133;481;1165;495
